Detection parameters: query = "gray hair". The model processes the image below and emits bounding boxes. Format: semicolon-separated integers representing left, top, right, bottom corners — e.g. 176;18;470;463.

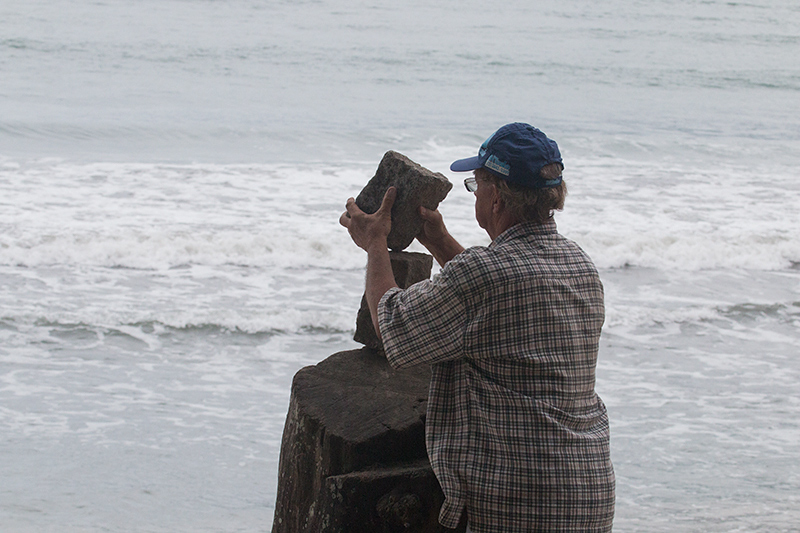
476;163;567;224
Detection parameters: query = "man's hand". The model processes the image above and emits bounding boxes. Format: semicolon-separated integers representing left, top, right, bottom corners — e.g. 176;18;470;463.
339;187;396;252
416;206;448;250
416;206;465;267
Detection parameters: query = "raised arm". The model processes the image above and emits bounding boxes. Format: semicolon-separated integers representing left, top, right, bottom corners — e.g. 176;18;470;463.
339;188;398;341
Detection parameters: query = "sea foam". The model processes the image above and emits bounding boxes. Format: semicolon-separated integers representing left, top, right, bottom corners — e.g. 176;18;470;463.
2;157;798;272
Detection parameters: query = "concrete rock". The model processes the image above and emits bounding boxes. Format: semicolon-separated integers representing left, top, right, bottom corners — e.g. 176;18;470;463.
356;151;452;252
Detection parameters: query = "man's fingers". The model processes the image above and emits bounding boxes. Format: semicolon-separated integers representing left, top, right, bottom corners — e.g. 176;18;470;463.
419;206;442;223
341;190;394;233
345;197;364;217
341;197;359;228
377;187;396;216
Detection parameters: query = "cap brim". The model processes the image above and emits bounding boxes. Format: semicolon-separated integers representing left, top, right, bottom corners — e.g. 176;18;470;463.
450;156;482;172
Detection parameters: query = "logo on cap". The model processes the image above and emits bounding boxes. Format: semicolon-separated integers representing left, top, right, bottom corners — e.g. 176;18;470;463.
485;155;510;176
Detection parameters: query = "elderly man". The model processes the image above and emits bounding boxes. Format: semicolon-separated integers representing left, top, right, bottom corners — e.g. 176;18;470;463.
340;123;615;532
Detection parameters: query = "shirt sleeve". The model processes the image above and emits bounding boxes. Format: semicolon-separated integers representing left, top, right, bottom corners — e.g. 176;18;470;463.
378;249;481;369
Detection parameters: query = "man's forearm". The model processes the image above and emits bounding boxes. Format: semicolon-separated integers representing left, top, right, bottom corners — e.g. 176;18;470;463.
426;233;465;267
365;243;398;341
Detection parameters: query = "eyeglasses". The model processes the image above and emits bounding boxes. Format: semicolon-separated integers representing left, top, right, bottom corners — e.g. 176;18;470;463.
464;177;478;192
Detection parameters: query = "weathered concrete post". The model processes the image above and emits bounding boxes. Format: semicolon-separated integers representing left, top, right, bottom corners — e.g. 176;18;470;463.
271;153;463;532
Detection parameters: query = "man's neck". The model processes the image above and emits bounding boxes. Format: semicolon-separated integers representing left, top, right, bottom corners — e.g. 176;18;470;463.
487;212;520;241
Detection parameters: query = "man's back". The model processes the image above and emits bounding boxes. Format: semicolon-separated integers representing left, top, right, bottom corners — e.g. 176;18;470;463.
380;220;615;532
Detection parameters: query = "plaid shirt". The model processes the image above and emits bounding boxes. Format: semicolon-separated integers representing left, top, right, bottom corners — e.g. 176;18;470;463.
378;220;615;532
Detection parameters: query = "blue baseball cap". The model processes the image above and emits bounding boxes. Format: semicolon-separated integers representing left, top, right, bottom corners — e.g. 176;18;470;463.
450;123;563;189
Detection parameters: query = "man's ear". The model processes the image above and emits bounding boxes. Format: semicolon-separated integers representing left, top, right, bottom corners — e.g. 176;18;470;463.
490;184;504;214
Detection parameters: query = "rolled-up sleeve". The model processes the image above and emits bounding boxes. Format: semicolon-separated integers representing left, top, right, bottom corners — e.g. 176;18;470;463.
378;252;479;369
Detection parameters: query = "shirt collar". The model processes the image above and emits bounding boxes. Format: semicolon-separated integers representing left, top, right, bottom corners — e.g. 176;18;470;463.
490;219;558;247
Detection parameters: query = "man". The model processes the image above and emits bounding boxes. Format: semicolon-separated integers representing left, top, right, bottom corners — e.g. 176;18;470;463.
339;123;615;532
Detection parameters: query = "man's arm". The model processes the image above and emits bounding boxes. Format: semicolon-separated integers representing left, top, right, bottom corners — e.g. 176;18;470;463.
416;206;465;267
363;242;395;340
339;188;398;340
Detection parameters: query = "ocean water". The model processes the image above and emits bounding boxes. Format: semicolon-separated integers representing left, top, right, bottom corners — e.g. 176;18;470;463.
2;0;799;531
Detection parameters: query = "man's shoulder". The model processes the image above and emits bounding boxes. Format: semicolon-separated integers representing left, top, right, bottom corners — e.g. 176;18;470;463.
502;221;595;262
439;222;597;280
487;224;600;283
438;245;493;278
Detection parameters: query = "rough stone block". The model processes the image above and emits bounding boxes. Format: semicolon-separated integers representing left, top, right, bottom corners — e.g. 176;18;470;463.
356;151;452;252
354;251;434;350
